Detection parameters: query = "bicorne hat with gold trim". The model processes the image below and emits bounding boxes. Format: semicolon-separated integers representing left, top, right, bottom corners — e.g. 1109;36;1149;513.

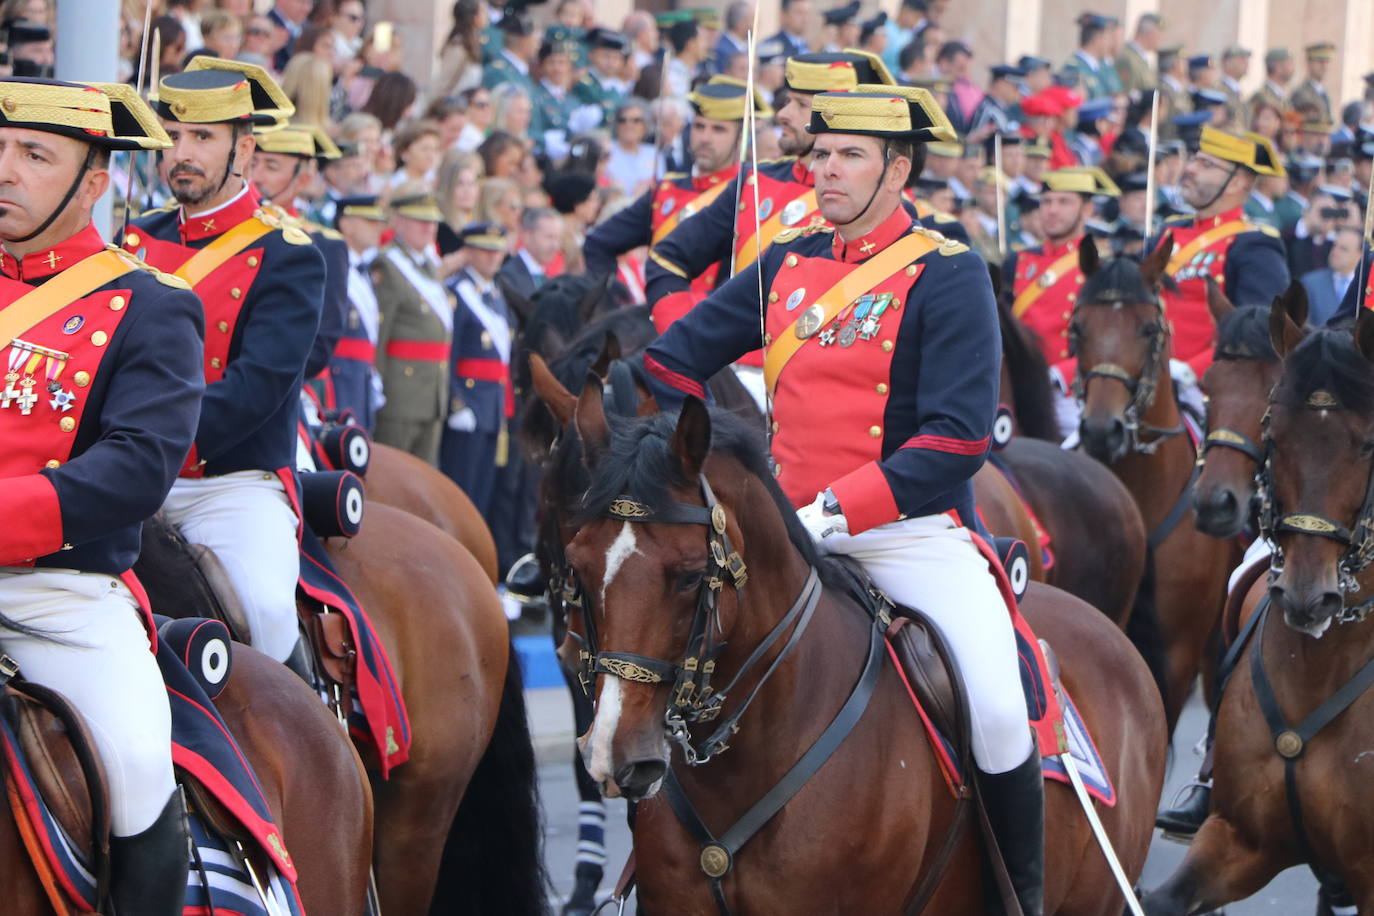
0;77;171;150
687;75;773;123
1042;166;1121;197
1198;126;1287;178
784;49;895;94
158;57;293;126
253;120;342;160
806;84;957;143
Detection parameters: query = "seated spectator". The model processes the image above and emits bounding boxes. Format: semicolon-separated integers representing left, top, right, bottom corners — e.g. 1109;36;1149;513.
198;10;243;60
606;98;658;196
492;83;534;137
456;86;493;151
391;118;444;188
1301;225;1364;325
478;130;525;180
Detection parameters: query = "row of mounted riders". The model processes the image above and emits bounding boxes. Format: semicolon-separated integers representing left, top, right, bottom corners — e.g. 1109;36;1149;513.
505;231;1374;915
9;227;1364;916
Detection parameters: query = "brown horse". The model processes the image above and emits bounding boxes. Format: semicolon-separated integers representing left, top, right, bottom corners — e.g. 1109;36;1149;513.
993;296;1152;628
1073;236;1237;727
0;643;374;916
1191;281;1296;540
319;504;545;916
558;381;1165;914
1142;297;1374;913
362;441;499;584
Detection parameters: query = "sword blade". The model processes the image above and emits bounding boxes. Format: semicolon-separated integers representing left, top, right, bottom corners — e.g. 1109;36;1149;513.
1058;752;1146;916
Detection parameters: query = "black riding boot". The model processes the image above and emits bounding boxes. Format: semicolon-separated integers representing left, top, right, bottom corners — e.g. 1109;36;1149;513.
977;749;1045;916
284;637;315;686
109;790;189;916
1156;779;1211;839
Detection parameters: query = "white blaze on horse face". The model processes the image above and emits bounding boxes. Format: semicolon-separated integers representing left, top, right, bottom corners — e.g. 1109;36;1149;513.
585;675;624;786
600;521;640;607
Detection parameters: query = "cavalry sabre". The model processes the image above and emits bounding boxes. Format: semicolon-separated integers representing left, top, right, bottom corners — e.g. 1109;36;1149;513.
1142;88;1161;244
119;0;156;236
1356;135;1374;313
1057;741;1147;916
993;132;1007;260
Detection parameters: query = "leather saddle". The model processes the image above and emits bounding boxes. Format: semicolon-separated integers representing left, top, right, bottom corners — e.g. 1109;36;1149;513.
134;515;359;717
828;558;974;785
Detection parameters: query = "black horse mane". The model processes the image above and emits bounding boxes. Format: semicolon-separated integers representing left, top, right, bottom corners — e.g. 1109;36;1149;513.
522;274;628;357
1078;254;1157;307
1274;327;1374;412
996;298;1061;441
1214;304;1277;361
578;408;824;571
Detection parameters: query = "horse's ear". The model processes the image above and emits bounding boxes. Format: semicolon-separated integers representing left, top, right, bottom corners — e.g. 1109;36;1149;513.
1139;232;1174;289
1354;308;1374;363
1077;234;1100;277
498;276;533;330
1281;280;1310;329
539;324;568;360
528;353;577;426
575;371;611;466
671;396;711;480
1269;293;1306;358
577;273;614;326
1204;275;1235;324
589;331;622;379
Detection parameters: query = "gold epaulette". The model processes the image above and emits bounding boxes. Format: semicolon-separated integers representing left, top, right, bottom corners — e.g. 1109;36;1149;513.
931;211;958;224
774;221;833;245
110;244;191;290
1163;214;1191;224
256;204;313;245
133;202;176;219
913;225;970;256
661;171;687;181
1250;222;1280;238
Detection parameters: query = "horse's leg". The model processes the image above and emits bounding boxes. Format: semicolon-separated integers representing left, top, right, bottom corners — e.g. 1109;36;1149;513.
562;662;607;915
1141;814;1278;915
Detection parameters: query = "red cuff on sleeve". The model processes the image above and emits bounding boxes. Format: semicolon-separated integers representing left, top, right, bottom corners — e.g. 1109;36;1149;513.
651;290;701;334
829;461;899;535
179;442;206;478
0;474;64;565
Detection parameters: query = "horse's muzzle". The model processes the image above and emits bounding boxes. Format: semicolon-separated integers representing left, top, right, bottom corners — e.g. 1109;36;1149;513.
1079;416;1128;464
1193;484;1248;540
614;757;667;801
1269;583;1342;638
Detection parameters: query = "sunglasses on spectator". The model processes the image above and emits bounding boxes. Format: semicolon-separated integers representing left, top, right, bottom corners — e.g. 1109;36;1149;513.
246;26;272;36
617;115;644;123
470;99;491;108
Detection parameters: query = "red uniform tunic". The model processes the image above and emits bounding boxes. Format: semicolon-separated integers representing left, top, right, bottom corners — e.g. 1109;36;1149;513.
1006;237;1084;380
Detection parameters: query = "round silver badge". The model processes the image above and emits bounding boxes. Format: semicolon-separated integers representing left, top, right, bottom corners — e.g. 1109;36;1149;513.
785;288;806;311
780;198;808;227
757;198;774;221
660;197;675;216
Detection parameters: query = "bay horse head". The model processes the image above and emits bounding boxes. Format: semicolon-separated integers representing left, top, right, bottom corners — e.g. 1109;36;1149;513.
560;380;815;801
1191;281;1304;539
1262;308;1374;636
1072;235;1174;464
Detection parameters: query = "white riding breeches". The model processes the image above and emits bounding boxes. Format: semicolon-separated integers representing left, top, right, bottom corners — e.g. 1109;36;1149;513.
814;514;1034;774
731;364;768;414
162;472;301;664
0;568;175;836
1230;536;1273;594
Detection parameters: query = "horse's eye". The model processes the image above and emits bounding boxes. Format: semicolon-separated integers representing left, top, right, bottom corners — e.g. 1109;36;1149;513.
1140;321;1161;338
675;569;705;592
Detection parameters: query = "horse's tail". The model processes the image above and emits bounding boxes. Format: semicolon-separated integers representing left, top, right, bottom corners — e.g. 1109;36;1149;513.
429;641;551;916
1124;545;1169;719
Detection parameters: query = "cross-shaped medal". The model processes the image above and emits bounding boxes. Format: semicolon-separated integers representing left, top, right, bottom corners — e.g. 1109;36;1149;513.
859;240;876;254
0;379;18;408
44;251;61;269
15;381;38;414
201;219;216;233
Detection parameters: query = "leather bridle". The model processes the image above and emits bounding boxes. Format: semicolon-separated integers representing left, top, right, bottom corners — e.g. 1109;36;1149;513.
1071;290;1185;455
1258;400;1374;622
557;475;823;766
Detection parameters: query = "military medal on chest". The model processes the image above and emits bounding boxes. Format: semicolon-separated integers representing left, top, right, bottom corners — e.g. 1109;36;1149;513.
780;198;809;227
1175;250;1216;282
814;292;895;348
3;338;73;416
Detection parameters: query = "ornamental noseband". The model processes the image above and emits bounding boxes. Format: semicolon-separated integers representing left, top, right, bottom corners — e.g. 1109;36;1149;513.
1258;403;1374;622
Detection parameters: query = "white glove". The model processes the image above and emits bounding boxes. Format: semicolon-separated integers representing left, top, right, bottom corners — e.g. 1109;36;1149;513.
796;491;849;544
447;407;478;432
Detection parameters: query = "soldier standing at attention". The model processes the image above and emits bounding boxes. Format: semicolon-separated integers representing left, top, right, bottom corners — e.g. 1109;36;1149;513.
371;188;453;465
1290;42;1336;124
329;193;389;430
482;11;539;96
130;57;325;674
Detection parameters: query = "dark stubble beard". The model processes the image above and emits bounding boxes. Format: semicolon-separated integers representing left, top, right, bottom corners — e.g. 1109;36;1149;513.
168;164;219;207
